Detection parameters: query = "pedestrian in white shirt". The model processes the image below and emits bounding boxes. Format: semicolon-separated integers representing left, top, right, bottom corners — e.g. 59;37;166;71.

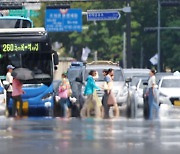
6;65;15;115
147;69;159;119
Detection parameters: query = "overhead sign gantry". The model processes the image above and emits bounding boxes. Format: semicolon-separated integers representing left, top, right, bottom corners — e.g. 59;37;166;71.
0;0;97;3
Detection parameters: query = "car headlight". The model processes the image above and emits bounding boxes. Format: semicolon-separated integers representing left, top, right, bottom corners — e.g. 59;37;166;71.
112;90;119;97
119;87;128;96
137;90;143;97
42;92;53;101
82;86;85;93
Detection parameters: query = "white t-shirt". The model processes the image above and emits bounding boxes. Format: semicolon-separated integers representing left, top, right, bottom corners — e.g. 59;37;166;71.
148;75;156;88
6;72;13;92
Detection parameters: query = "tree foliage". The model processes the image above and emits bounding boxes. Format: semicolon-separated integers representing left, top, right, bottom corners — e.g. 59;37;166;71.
32;0;180;71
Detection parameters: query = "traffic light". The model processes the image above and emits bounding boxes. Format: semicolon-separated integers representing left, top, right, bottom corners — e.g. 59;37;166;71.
161;0;180;6
144;27;157;33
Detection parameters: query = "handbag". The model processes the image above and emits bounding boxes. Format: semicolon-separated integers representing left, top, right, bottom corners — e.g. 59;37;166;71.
58;86;68;98
107;91;116;106
103;81;108;90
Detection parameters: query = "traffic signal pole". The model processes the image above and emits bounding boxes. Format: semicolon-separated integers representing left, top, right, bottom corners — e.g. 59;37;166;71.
157;0;161;72
126;0;132;68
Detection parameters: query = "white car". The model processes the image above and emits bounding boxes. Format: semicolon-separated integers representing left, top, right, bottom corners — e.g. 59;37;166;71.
0;80;6;115
156;76;180;106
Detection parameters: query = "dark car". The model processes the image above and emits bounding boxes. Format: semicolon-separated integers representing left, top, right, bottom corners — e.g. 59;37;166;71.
67;62;86;117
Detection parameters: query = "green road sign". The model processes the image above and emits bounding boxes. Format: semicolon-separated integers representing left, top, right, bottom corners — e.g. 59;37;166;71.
9;9;28;17
8;9;39;17
30;10;40;17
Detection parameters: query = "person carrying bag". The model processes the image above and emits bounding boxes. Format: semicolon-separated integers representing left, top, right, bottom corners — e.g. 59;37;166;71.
80;70;101;118
58;72;72;118
103;69;119;118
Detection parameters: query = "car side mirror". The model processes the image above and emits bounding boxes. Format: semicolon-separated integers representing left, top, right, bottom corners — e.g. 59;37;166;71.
75;77;82;83
126;77;132;83
143;82;148;86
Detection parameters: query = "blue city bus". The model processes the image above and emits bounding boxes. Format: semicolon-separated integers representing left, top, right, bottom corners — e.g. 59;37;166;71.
0;28;59;116
0;16;33;28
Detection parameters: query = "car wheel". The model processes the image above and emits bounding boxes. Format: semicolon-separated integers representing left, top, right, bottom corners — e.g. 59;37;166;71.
126;93;131;118
143;96;149;119
130;96;136;118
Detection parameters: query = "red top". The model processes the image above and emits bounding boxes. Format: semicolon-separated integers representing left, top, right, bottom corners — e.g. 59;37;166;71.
12;79;23;96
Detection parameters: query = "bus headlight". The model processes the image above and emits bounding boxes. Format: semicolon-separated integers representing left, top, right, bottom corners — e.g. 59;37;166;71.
42;92;53;101
44;102;52;108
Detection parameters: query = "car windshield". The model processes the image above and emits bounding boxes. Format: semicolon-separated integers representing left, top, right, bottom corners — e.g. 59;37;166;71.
139;80;148;89
124;72;149;79
130;76;149;86
0;19;31;28
155;73;173;84
68;69;83;82
85;68;124;81
161;79;180;88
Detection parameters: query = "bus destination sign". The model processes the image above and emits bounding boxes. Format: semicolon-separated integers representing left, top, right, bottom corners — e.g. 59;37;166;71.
1;43;40;52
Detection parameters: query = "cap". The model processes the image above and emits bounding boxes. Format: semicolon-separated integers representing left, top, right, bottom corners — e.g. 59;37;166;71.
7;65;15;69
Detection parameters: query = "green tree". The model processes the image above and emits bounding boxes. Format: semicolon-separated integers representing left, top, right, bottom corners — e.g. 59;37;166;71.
31;1;180;70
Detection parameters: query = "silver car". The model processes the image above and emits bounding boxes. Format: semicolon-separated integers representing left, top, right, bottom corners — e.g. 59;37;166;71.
123;68;150;81
130;78;149;118
84;61;128;106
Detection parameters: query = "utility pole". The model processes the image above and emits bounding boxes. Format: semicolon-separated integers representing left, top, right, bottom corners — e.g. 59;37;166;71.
123;32;127;68
126;0;132;68
157;0;161;72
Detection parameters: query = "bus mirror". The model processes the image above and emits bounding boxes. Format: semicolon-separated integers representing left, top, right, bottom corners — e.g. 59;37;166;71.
53;51;59;65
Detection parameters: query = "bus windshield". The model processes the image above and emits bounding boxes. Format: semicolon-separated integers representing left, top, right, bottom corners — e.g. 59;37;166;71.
0;28;53;84
0;52;52;81
0;18;32;28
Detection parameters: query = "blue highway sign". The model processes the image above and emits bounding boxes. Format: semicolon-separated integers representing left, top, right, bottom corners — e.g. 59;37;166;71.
45;8;82;32
87;10;121;21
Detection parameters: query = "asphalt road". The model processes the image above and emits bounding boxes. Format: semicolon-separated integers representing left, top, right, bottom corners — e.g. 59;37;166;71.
0;117;180;154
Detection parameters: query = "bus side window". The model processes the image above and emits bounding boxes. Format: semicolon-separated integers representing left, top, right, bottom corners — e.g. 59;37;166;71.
15;19;20;28
22;20;31;28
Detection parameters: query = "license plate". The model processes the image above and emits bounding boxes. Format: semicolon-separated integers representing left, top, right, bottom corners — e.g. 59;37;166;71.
17;101;28;115
174;100;180;106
